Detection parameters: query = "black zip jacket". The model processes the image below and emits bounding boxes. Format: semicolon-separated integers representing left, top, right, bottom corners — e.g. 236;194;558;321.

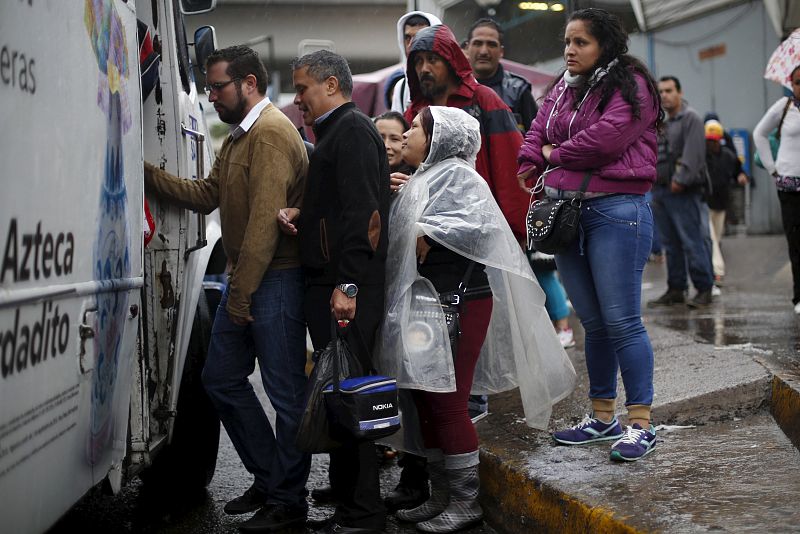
298;102;391;286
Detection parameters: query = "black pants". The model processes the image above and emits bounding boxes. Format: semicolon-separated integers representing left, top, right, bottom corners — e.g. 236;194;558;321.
304;283;386;530
778;191;800;304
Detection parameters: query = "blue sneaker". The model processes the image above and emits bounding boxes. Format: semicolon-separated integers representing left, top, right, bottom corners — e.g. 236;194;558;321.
610;423;656;461
552;414;624;445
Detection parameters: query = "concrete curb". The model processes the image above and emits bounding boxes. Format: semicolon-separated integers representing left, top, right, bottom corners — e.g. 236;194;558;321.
651;376;771;425
478;371;800;534
479;447;643;534
771;373;800;451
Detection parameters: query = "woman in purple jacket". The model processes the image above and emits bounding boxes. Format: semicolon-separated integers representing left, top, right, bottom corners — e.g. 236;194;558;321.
518;8;662;462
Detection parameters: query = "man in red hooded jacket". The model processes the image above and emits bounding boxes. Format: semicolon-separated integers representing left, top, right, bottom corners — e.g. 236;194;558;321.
403;24;528;239
403;23;528;430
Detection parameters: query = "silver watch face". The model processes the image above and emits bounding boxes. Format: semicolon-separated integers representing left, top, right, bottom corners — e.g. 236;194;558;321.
340;284;358;297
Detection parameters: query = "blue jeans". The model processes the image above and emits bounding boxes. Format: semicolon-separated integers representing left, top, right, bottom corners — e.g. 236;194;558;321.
645;190;663;254
650;186;714;292
555;194;654;406
202;267;310;509
531;268;570;322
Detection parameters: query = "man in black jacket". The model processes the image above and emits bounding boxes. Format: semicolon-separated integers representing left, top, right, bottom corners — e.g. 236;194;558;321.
280;50;391;534
465;18;538;133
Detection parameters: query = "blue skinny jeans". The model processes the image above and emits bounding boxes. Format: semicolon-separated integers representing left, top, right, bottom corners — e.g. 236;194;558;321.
554;194;655;406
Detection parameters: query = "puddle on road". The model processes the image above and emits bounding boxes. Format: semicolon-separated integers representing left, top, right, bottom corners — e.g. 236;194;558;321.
645;300;800;371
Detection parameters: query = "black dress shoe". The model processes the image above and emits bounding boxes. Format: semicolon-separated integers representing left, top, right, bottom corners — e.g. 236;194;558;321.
224;484;269;515
647;288;686;307
384;483;430;512
310;485;340;504
238;503;307;532
687;289;713;308
313;521;382;534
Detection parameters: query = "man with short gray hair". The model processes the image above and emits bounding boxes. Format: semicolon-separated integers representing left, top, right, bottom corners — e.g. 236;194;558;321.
280;50;391;534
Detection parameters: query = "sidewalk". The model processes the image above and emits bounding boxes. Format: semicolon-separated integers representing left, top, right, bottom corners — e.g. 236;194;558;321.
476;235;800;533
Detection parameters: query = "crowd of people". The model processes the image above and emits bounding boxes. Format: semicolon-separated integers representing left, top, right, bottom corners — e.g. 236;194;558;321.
141;5;800;534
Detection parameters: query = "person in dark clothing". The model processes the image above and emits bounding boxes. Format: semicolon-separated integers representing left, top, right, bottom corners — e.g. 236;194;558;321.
281;50;391;534
704;120;746;287
465;18;538;133
704;112;737;159
703;111;750;228
648;75;715;309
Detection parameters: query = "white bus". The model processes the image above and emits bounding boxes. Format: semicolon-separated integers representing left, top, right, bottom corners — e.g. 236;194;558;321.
1;1;226;531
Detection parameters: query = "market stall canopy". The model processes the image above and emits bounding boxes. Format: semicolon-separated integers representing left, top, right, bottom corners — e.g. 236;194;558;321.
630;0;800;36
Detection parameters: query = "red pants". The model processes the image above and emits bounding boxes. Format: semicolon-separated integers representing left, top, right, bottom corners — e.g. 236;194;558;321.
413;297;493;455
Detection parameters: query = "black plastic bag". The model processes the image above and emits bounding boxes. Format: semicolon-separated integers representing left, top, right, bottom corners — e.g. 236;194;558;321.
296;335;362;453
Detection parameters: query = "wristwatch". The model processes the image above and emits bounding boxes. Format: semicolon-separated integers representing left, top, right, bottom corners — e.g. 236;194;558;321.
336;283;358;298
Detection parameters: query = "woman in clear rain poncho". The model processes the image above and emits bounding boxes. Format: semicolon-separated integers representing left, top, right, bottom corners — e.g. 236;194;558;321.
377;106;575;533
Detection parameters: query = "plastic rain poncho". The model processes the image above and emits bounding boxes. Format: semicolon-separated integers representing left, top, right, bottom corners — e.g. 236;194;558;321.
376;106;576;429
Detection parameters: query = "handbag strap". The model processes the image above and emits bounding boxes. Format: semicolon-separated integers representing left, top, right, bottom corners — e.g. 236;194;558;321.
533;167;592;201
441;261;476;306
574;171;593;201
458;261;476;295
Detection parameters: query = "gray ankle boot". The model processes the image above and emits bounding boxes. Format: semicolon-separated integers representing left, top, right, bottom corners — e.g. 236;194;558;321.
417;451;483;533
395;458;448;522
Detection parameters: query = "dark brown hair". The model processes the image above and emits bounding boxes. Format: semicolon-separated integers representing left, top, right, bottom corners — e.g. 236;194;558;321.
545;8;663;129
206;45;268;94
419;107;434;160
374;110;410;131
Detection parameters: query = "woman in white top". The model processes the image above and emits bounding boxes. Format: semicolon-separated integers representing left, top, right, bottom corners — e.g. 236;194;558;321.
754;65;800;314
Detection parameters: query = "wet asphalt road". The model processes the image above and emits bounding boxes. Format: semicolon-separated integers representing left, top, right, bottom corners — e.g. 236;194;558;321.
49;369;497;534
640;234;799;372
50;432;498;534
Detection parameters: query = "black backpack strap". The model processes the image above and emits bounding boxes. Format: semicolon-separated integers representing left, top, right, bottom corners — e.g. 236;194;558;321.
777;97;792;140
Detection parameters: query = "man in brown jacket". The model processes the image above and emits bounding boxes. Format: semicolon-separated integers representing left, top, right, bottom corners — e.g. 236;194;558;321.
144;45;311;532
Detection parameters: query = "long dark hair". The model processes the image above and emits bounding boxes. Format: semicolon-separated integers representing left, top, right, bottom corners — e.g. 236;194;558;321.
546;8;663;129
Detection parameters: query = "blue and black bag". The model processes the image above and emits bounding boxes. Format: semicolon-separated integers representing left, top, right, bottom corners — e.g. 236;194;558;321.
325;320;399;442
323;375;400;441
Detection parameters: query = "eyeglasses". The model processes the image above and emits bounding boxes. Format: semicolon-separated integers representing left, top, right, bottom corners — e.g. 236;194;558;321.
204;79;238;94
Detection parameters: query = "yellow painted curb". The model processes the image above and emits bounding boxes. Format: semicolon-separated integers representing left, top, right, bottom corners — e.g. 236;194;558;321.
479;447;645;534
771;374;800;451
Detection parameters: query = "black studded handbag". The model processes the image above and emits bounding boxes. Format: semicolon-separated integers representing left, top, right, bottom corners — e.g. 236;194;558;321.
526;171;592;255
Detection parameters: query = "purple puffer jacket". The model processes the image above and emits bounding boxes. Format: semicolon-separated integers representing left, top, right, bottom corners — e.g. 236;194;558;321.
518;69;659;194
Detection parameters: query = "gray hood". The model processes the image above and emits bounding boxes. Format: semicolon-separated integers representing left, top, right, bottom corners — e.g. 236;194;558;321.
396;11;442;63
